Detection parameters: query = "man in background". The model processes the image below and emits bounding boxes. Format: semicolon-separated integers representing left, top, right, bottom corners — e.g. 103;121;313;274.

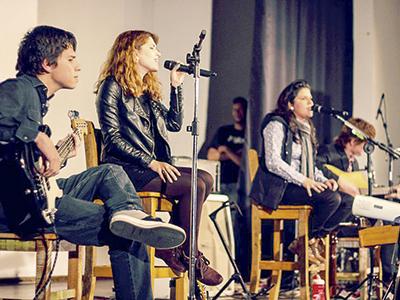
207;96;247;268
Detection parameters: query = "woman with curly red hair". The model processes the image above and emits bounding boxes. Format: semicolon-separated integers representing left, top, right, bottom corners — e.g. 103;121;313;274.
96;30;222;286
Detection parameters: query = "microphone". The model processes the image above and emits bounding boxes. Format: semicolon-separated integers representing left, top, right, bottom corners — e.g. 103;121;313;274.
164;60;217;78
312;104;349;117
375;93;385;120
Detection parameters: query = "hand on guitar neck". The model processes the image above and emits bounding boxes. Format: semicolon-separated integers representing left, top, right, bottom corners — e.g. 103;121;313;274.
55;132;81;160
35;132;61;177
384;185;400;200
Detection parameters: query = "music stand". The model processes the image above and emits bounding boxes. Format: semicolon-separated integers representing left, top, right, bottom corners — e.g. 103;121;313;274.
208;199;272;299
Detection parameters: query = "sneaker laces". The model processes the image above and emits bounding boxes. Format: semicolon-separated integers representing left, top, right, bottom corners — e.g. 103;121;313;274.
195;251;210;278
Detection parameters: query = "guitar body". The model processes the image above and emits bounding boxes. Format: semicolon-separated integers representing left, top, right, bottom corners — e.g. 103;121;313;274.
17;140;57;226
0;111;86;235
0;141;52;235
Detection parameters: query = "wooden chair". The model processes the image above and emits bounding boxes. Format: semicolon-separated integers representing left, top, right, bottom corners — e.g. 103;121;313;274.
81;121;187;300
0;233;83;299
248;148;330;300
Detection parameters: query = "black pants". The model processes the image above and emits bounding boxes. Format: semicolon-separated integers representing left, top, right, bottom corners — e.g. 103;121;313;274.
280;183;346;238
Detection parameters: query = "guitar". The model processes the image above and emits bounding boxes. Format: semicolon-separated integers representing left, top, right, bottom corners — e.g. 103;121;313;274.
15;110;87;228
324;164;396;196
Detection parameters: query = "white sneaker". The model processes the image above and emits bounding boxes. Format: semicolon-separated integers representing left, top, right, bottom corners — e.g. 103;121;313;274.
109;210;186;249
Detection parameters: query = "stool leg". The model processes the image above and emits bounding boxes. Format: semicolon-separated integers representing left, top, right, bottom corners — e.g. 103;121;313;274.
268;219;283;300
171;274;188;300
250;205;262;293
359;247;368;300
320;235;330;300
82;246;97;300
67;245;83;300
298;210;310;300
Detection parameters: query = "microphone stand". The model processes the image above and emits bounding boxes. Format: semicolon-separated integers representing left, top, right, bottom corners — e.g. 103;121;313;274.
186;30;206;300
376;95;395;187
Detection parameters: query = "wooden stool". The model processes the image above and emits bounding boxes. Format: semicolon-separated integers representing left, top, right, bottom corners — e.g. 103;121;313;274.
249;204;330;299
0;233;82;300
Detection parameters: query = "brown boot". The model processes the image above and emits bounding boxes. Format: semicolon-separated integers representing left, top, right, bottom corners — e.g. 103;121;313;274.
309;238;325;264
288;238;321;265
155;247;187;275
183;251;223;286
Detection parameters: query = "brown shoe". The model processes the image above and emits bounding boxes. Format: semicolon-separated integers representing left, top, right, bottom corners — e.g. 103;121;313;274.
183;251;223;286
288;238;321;265
309;238;325;264
155;247;187;275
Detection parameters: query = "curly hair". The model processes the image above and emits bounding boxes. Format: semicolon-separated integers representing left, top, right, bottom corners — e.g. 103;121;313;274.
95;30;162;100
273;79;317;146
335;117;376;147
16;25;76;76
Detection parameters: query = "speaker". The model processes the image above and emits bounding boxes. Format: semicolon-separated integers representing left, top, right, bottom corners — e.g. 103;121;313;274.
198;194;235;296
154;194;235;298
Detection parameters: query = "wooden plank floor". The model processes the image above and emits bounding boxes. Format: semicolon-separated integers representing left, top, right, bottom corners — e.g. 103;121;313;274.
0;279;247;299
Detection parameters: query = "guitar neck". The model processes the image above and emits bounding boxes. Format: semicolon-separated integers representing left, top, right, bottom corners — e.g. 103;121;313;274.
57;128;79;165
360;186;396;196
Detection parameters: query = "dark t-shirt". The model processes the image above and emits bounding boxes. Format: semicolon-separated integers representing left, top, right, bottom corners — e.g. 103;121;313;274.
209;124;245;184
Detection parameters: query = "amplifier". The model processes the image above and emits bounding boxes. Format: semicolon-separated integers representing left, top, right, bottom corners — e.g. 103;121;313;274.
171;156;221;193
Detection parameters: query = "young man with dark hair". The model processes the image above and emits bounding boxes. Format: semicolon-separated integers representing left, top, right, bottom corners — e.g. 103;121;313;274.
317;117;376;197
0;25;185;300
316;117;399;284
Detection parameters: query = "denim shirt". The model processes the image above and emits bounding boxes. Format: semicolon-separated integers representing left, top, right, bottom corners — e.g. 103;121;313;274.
0;74;49;144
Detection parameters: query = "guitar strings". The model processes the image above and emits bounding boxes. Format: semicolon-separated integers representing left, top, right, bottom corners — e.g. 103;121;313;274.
57;128;81;164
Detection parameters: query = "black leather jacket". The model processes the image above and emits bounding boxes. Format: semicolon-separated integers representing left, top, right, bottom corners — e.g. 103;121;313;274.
96;76;183;168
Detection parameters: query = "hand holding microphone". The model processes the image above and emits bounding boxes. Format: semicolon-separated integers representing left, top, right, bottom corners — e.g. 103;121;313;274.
169;62;186;88
164;60;217;77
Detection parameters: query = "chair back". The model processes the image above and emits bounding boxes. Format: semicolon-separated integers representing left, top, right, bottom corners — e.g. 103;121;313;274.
83;121;102;168
248;148;259;183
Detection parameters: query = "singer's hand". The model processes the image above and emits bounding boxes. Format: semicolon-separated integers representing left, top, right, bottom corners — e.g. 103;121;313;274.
302;178;327;197
149;160;181;183
325;179;338;192
170;62;186;88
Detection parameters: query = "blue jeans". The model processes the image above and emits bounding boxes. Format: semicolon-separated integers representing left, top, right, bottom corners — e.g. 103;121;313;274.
55;164;152;300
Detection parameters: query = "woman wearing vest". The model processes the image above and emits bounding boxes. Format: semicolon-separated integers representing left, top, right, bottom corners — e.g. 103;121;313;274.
250;79;345;265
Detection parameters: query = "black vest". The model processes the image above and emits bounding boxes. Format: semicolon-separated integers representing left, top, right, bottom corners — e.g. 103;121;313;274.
249;114;293;210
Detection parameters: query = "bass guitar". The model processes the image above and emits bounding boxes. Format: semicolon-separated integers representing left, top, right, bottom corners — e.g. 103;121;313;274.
15;110;87;229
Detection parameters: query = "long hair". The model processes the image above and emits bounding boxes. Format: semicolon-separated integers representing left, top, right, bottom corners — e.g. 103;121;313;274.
335;117;376;147
273;79;317;146
16;25;76;76
95;30;162;100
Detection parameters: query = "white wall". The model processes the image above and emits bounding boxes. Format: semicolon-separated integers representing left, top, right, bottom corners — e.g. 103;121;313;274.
354;0;400;185
0;0;38;80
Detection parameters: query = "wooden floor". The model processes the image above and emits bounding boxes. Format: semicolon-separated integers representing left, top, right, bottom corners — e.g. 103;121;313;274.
0;279;251;299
